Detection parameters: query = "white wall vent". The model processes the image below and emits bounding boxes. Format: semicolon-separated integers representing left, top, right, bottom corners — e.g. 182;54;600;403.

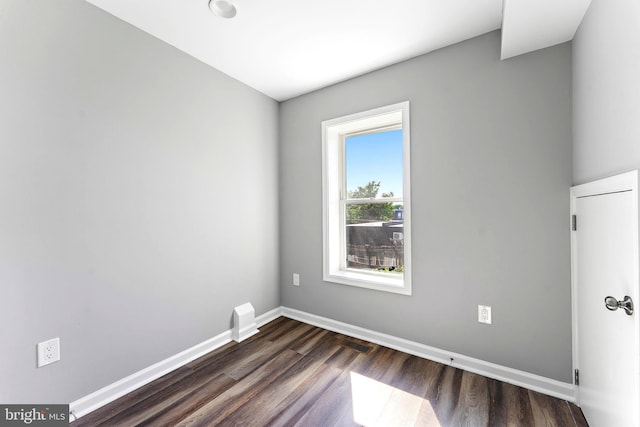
232;303;259;343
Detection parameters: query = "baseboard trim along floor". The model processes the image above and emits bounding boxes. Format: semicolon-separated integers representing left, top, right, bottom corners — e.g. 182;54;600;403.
69;307;281;420
69;305;574;420
280;307;575;404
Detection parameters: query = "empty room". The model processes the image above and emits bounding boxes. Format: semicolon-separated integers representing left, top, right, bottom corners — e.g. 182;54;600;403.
1;0;638;426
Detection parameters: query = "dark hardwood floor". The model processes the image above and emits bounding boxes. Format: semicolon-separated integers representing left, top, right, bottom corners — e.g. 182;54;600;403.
71;317;588;426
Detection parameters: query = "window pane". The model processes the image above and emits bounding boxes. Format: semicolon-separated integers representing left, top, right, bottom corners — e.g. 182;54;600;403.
345;129;403;200
345;202;404;273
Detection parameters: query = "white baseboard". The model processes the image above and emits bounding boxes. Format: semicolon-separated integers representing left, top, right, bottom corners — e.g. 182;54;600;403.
70;305;573;421
281;307;576;403
69;306;282;421
255;306;283;327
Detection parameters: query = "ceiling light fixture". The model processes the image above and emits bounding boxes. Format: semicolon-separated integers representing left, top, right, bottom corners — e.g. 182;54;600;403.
208;0;237;18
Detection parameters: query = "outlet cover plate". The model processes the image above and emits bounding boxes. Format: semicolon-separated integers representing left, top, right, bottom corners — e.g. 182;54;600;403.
293;273;300;286
478;305;492;324
37;338;60;367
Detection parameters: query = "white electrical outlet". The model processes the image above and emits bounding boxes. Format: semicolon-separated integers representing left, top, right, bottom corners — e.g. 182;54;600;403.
292;273;300;286
478;305;492;324
37;338;60;367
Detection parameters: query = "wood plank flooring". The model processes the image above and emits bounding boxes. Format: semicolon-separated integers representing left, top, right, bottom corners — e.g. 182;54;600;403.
71;317;589;426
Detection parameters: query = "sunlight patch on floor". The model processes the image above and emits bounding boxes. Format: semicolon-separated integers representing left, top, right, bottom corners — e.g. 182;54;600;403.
350;371;441;426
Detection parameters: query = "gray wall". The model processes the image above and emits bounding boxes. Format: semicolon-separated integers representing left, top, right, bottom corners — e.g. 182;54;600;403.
0;0;279;403
573;0;640;184
280;31;573;382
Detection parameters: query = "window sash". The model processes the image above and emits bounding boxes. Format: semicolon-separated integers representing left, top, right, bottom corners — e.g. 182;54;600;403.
339;198;404;266
343;198;403;204
339;128;405;275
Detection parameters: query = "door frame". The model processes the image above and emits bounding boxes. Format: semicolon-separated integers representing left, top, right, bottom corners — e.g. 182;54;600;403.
570;169;640;407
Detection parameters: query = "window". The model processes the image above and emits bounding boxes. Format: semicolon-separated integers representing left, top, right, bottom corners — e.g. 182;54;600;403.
322;102;411;295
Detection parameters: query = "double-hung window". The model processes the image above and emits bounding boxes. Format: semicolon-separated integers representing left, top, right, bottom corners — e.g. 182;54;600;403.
322;102;411;295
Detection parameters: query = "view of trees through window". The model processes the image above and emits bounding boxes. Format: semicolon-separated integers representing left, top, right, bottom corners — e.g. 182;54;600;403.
346;181;399;223
344;130;404;274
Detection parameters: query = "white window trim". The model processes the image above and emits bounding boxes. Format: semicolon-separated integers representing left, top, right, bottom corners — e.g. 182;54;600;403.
322;101;412;295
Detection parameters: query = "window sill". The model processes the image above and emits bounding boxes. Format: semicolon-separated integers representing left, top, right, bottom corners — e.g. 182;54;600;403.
324;269;411;295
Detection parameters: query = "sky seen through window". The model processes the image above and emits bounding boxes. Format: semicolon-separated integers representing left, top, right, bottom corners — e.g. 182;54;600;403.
345;129;403;198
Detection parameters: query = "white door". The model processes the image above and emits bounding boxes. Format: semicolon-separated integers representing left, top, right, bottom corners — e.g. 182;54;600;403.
571;170;640;427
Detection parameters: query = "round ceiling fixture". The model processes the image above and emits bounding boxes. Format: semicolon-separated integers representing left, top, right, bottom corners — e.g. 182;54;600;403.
209;0;237;18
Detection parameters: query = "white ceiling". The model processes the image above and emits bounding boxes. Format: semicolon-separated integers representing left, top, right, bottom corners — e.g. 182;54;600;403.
84;0;592;101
